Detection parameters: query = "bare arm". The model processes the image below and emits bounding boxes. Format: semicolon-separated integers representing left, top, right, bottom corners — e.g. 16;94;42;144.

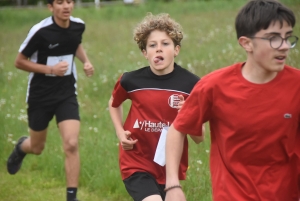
75;44;90;63
189;135;204;144
177;95;205;144
189;124;205;144
15;52;69;76
15;53;52;74
165;124;187;201
75;44;94;77
108;96;137;150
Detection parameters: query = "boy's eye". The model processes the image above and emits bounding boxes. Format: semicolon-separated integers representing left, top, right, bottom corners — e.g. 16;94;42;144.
149;44;156;47
56;0;72;4
163;42;169;45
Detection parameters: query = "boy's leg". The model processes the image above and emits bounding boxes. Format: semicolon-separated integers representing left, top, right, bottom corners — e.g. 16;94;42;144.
21;129;48;154
7;105;52;174
58;119;80;187
123;172;165;201
142;195;163;201
7;130;47;174
58;119;80;201
55;96;80;201
23;104;53;154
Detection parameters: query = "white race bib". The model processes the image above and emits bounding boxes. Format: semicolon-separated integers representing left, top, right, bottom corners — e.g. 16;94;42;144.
154;126;169;166
46;54;73;77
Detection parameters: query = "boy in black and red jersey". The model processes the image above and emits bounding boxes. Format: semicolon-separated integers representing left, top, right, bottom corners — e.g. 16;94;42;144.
109;13;204;201
165;1;300;201
6;0;94;200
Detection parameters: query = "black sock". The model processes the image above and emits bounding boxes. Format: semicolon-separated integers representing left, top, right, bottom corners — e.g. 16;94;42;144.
67;187;77;201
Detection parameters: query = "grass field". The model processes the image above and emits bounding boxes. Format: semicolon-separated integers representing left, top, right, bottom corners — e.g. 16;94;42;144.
0;0;300;200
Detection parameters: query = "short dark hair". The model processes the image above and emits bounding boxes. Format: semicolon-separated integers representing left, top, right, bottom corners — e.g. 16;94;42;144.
235;0;296;39
47;0;54;4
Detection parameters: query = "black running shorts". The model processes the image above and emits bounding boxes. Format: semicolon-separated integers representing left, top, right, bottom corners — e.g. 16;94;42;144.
27;96;80;131
123;172;166;201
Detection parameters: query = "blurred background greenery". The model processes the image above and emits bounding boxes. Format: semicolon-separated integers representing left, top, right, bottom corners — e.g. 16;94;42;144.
0;0;299;200
1;0;231;7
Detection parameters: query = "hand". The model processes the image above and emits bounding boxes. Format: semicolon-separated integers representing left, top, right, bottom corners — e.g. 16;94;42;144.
119;131;138;150
53;61;69;76
165;188;186;201
83;62;94;77
177;95;185;112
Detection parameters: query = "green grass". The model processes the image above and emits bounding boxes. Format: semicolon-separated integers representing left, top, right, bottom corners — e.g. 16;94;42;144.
0;0;300;200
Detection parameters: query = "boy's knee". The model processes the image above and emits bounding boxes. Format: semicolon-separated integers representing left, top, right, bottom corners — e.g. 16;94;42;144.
64;138;78;153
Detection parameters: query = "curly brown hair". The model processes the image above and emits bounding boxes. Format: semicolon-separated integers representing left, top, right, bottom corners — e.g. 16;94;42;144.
133;13;183;51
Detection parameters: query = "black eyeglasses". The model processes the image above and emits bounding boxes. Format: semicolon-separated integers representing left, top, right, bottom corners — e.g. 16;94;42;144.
249;35;298;49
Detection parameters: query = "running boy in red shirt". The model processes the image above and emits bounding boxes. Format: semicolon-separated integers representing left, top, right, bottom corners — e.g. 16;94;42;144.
165;0;300;201
109;13;204;201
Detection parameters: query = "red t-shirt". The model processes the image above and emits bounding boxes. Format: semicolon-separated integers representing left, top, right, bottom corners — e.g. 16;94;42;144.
174;63;300;201
294;130;300;197
112;64;199;184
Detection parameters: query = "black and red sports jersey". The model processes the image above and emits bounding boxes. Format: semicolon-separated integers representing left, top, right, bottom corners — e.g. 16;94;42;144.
19;16;84;106
111;63;200;184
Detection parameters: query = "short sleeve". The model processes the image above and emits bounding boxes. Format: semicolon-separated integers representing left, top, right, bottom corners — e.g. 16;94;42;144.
173;80;212;136
80;24;85;43
19;27;42;58
111;75;130;107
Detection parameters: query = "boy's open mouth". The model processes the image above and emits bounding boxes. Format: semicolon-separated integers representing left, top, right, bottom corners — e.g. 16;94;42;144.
275;56;286;60
154;56;164;63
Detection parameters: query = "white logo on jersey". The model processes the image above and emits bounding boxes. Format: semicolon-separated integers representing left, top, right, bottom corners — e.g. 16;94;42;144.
133;119;170;132
284;113;292;118
133;119;140;128
168;94;180;108
48;43;59;49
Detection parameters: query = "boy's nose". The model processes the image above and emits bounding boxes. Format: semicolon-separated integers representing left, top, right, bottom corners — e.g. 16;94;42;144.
279;39;291;50
156;45;162;52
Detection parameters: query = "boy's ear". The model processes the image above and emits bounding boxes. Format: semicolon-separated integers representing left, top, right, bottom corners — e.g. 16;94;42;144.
238;36;253;52
142;49;148;59
174;45;180;57
47;3;53;12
